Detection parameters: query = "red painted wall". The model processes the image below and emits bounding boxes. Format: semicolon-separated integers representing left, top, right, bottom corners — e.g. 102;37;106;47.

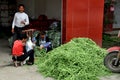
62;0;104;46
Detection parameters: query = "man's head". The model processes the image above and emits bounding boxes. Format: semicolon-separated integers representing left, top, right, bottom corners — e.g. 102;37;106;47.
40;31;46;39
18;4;25;13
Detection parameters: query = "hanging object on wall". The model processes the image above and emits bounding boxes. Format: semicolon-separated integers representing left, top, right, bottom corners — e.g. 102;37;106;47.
110;4;114;12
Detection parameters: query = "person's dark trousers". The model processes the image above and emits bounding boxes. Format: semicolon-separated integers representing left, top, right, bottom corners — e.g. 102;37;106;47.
12;49;34;64
46;46;52;52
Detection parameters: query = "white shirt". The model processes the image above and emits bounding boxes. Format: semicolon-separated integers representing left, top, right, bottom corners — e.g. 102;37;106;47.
12;12;29;28
26;37;35;52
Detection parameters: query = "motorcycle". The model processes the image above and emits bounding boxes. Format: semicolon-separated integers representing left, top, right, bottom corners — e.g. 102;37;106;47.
104;31;120;73
104;46;120;73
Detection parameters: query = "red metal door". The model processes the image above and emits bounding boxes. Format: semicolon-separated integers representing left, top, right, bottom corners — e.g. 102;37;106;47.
62;0;104;46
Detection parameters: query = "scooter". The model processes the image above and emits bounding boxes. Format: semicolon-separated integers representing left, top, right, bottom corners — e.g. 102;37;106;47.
104;32;120;73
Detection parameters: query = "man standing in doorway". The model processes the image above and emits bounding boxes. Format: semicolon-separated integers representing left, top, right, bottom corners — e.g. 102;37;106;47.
11;4;29;43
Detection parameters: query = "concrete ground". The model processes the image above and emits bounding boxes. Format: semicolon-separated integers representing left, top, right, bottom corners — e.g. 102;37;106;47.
0;39;53;80
0;38;120;80
100;74;120;80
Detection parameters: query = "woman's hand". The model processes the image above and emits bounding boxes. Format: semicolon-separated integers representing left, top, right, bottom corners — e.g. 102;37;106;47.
36;45;44;50
40;45;44;49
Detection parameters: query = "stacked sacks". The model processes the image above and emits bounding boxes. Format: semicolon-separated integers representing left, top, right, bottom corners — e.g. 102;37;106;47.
46;30;61;48
46;21;61;48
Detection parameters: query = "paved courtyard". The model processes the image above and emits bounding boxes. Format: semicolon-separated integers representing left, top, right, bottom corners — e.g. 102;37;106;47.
0;38;120;80
0;39;53;80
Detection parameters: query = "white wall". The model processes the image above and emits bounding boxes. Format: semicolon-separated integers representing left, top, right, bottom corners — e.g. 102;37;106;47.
45;0;61;20
17;0;35;19
113;0;120;28
34;0;46;18
17;0;61;20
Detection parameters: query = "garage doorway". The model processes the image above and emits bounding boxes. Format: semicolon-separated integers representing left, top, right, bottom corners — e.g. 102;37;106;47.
0;0;16;38
0;0;62;48
102;0;120;48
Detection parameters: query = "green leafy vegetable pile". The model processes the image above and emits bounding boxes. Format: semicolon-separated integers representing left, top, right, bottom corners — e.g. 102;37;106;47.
34;47;46;57
35;38;111;80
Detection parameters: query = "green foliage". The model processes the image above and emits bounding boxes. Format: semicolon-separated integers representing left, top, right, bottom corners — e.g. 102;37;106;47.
34;47;46;57
103;34;120;42
36;38;111;80
102;34;120;48
103;34;113;42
